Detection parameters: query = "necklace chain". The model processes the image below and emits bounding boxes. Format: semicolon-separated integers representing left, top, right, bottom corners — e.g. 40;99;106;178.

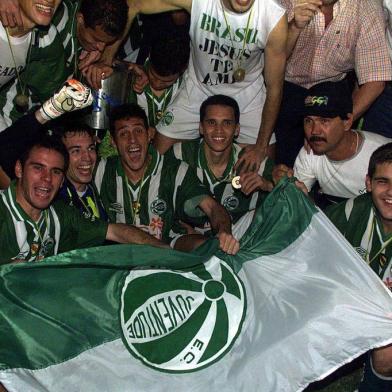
203;145;235;184
124;160;150;225
366;212;392;265
319;131;360;194
221;1;254;77
5;27;33;99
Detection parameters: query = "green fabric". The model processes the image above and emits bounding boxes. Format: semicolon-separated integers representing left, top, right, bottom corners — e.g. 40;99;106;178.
0;179;316;370
0;0;79;124
0;184;108;264
96;147;210;242
167;140;274;224
326;193;392;279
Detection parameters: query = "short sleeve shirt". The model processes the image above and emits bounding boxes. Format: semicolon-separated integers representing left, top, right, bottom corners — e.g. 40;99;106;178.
94;147;210;242
0;183;108;264
167;140;273;224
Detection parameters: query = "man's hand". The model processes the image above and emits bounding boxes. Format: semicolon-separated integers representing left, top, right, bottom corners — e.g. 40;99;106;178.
38;79;93;121
217;231;240;255
127;63;149;94
240;172;273;196
272;164;294;185
293;0;322;30
78;50;103;71
294;180;308;195
0;0;22;28
81;62;114;90
234;144;267;174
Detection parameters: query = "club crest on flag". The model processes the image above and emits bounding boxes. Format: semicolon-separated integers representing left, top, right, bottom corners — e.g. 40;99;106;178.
120;257;246;373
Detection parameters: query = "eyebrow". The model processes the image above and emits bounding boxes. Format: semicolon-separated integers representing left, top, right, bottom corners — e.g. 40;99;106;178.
29;161;64;173
374;176;389;181
68;144;96;150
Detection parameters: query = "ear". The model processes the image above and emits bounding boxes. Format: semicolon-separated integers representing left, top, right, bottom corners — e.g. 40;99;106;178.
147;127;155;142
234;123;240;138
199;123;204;137
343;113;353;131
365;174;372;193
76;12;84;27
15;160;23;179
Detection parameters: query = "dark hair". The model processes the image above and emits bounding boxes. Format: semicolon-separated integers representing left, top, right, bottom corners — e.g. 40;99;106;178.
368;142;392;178
200;95;240;124
109;103;149;137
18;134;69;172
80;0;128;38
149;33;190;77
51;114;95;140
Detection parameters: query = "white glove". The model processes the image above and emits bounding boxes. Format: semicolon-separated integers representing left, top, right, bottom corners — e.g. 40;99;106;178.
39;79;93;121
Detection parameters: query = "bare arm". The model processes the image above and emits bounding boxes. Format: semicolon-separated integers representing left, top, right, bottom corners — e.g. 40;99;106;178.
106;223;169;248
352;81;385;121
98;0;191;67
234;15;287;174
286;0;322;57
198;196;239;255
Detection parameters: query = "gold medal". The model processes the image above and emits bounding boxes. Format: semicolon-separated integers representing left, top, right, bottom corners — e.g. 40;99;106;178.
233;68;246;82
132;201;141;216
15;94;29;112
232;176;241;189
31;242;40;256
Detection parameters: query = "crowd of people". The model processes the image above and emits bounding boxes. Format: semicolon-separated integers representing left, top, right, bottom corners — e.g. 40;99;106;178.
1;0;392;390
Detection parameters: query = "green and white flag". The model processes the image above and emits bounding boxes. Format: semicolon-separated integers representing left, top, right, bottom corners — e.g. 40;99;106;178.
1;179;392;392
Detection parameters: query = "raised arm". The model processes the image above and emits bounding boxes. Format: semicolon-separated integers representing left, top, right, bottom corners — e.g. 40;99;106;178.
93;0;191;68
235;14;288;174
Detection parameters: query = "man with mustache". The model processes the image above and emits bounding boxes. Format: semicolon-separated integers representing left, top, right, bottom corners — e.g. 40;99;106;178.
275;0;392;167
289;82;390;208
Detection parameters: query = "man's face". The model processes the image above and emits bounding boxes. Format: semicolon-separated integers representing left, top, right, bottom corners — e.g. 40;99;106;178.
15;147;65;217
200;104;239;153
19;0;61;28
223;0;255;13
304;115;351;156
76;14;117;52
112;117;153;174
62;132;96;192
147;65;179;92
366;163;392;233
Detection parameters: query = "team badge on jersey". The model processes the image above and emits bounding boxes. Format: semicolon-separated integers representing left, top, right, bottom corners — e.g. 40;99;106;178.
223;195;239;211
150;198;167;215
120;258;246;372
162;111;174;126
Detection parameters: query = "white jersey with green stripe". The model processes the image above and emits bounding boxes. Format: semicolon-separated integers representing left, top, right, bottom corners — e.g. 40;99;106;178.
0;0;79;130
327;193;392;291
94;147;210;243
168;139;273;225
0;182;108;264
129;61;184;127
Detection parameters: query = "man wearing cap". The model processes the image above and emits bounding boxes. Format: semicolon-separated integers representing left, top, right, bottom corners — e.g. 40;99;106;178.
276;0;392;167
289;81;390;208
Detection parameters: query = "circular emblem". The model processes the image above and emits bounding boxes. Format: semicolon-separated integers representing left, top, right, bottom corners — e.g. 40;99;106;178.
120;258;246;373
162;111;174;126
150;198;167;215
223;195;239;211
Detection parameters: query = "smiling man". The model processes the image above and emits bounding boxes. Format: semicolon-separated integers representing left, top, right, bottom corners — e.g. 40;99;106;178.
94;103;239;254
0;0;61;90
0;0;128;130
55;122;107;221
326;143;392;392
292;82;390;208
0;135;167;264
167;94;274;233
92;0;288;175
